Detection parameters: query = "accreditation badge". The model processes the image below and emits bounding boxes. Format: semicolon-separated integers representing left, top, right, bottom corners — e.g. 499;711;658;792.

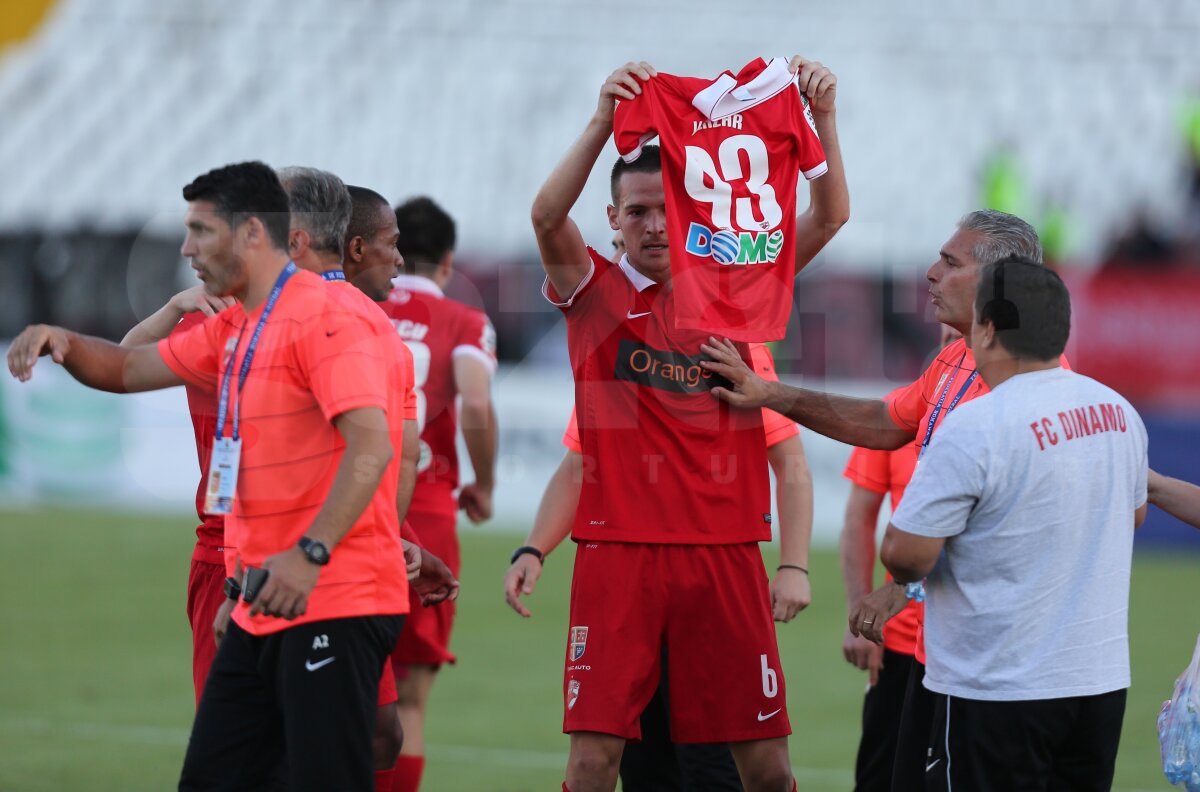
204;437;242;515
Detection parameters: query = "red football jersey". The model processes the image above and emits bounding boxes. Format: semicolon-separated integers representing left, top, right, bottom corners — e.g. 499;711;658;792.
545;248;770;544
613;56;827;342
173;312;225;566
381;275;497;514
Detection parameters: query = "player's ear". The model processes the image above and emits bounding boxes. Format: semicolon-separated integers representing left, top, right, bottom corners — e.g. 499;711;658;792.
346;235;365;263
241;216;265;249
288;228;308;259
607;204;620;231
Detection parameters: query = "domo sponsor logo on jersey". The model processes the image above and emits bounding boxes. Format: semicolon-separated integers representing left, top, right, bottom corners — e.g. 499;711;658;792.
685;223;784;266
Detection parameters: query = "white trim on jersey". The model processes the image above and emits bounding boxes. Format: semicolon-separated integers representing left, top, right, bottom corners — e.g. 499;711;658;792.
802;160;829;181
452;344;497;374
692;56;794;121
541;262;596;308
620;130;659;164
392;274;444;298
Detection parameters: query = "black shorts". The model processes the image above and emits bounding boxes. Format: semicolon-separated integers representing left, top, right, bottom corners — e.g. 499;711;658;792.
179;614;404;792
619;652;743;791
854;649;916;792
924;688;1127;792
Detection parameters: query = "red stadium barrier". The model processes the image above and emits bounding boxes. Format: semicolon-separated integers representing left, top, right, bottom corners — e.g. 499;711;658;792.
1066;267;1200;409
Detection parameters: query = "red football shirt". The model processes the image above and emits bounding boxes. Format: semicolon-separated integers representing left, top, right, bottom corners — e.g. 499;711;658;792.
842;389;920;657
173;312;225;566
886;338;1070;663
380;274;497;515
545;249;770;544
160;268;410;636
613;56;827;342
562;342;798;452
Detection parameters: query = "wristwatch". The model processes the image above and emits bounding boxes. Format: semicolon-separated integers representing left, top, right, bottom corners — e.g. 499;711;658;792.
298;536;331;566
510;545;544;565
223;576;242;600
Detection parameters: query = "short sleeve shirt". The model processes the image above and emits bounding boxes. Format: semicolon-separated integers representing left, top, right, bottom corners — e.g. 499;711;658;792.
891;368;1148;701
613;57;827;342
381;274;497;515
546;249;770;544
159;269;409;636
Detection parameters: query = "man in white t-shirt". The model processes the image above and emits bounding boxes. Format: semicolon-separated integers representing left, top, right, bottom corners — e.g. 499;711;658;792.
879;257;1149;792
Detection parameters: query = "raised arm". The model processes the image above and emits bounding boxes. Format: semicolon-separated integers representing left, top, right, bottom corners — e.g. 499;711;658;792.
9;324;183;392
791;57;849;276
700;337;914;450
121;285;235;347
454;354;497;523
531;62;656;298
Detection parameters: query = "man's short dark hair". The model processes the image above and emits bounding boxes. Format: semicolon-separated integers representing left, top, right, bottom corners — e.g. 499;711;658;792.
346;185;391;243
395;196;456;275
181;161;291;251
610;145;662;205
975;256;1071;361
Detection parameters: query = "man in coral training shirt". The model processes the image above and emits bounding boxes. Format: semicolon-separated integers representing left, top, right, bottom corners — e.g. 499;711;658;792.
7;161;408;792
700;209;1051;792
531;57;846;792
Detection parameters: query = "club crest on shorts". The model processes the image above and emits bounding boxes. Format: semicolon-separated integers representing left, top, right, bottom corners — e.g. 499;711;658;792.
567;679;581;710
570;626;588;661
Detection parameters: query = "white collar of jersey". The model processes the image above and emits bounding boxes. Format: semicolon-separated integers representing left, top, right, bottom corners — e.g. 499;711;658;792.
618;254;657;293
392;273;443;298
692;56;794;121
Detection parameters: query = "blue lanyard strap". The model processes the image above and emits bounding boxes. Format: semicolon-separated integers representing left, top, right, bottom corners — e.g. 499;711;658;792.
918;353;979;459
321;269;346;282
215;261;297;441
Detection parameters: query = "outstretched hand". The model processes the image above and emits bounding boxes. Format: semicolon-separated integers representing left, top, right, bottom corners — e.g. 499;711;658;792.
7;324;71;381
699;337;774;409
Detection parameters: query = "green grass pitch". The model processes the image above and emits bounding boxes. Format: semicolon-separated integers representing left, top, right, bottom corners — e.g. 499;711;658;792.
0;507;1195;790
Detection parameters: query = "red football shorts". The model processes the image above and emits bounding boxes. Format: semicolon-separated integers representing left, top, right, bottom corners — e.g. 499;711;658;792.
391;509;458;668
563;541;790;743
377;657;398;706
186;556;227;706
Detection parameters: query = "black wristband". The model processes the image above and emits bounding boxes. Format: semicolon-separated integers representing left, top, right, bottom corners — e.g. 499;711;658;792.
223;576;242;600
511;545;544;565
777;564;808;575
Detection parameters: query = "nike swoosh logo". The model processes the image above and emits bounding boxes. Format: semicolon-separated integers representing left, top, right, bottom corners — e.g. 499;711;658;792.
626;310;652;319
305;657;336;671
925;759;941;772
757;708;782;722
